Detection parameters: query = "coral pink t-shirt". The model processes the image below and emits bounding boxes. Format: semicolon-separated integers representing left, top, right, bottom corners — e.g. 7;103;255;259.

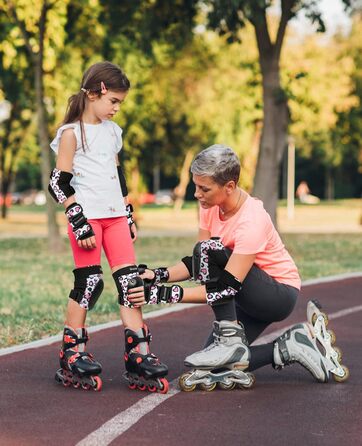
199;194;301;290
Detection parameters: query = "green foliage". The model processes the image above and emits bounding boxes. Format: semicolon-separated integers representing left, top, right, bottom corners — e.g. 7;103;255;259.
0;0;361;206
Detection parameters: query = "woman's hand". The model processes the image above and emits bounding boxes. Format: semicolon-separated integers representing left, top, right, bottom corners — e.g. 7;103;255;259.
139;268;155;281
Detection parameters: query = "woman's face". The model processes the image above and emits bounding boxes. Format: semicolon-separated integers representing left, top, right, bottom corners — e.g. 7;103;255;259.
192;174;227;208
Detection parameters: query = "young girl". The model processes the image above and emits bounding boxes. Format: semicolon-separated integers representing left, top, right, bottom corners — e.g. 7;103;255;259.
48;61;168;393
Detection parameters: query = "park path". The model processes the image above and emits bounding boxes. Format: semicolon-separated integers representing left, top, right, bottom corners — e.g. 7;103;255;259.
0;275;361;446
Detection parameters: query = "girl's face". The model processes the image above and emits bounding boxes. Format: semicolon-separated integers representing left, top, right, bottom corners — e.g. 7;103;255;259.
90;90;128;121
193;174;230;208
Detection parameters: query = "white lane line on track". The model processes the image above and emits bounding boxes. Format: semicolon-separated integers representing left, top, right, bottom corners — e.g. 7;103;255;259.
76;382;180;446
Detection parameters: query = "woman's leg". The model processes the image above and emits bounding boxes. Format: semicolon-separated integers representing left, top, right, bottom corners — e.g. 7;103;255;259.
235;265;299;371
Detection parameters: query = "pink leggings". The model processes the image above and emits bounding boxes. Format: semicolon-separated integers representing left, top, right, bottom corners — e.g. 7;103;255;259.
68;217;136;269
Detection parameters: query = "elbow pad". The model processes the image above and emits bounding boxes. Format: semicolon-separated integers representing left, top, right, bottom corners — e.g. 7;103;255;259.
48;168;75;204
205;269;241;306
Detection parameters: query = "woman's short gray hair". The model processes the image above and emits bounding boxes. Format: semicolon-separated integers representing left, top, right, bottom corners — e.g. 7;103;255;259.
191;144;240;185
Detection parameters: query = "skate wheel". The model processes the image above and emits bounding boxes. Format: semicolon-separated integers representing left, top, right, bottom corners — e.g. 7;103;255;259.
137;384;147;391
327;329;336;345
199;382;217;392
333;365;350;383
333;346;343;362
158;378;169;394
178;373;196;392
218;381;236;391
63;380;71;388
312;311;329;327
81;383;91;390
92;376;102;391
148;384;157;392
128;383;137;390
238;373;255;389
72;382;80;389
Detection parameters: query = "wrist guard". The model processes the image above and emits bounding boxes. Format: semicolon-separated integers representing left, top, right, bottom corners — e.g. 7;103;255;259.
66;203;94;241
138;264;169;285
145;283;183;304
126;203;135;239
205;269;241;306
126;203;134;226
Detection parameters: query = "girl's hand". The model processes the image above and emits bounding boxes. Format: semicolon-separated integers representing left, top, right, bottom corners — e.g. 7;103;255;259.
78;235;97;249
127;285;146;307
130;223;137;242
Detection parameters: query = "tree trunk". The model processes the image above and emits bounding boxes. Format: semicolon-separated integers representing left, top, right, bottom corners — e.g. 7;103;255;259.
173;149;194;212
252;54;289;225
34;54;63;251
325;167;334;200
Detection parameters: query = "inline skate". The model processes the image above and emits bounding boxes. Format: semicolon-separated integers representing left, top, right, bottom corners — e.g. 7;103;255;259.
123;324;169;393
179;320;255;392
55;326;102;391
306;299;349;382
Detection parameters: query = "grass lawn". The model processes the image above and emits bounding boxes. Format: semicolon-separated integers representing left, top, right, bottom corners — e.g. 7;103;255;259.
0;233;361;348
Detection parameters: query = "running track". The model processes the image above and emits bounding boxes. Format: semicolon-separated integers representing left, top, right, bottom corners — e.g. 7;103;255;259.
1;274;361;446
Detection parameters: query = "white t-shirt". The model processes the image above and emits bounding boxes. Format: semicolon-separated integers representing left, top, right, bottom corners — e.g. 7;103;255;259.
50;120;127;219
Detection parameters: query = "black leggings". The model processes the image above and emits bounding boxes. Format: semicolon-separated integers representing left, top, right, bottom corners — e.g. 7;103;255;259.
207;265;299;371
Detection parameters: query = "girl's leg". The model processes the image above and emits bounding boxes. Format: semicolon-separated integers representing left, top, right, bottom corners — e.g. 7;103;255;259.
66;220;103;328
104;217;168;391
56;221;104;390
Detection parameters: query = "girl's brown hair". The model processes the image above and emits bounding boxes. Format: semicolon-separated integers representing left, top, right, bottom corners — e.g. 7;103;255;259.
63;61;130;149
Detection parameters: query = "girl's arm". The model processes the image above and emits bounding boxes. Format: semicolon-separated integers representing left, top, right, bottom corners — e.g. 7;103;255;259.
56;129;97;249
56;128;77;209
115;155;137;241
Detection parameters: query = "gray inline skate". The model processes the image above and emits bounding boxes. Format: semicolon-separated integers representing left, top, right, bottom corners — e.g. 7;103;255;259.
306;299;349;382
179;320;255;391
273;322;331;382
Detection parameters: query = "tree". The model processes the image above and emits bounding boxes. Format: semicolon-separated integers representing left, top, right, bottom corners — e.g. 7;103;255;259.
2;0;69;249
202;0;352;224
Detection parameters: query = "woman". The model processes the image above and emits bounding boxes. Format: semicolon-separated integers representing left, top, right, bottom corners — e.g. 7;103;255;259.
129;144;338;389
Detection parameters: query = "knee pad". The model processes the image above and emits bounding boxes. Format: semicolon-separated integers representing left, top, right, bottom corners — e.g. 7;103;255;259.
192;237;232;284
112;265;141;308
69;265;104;310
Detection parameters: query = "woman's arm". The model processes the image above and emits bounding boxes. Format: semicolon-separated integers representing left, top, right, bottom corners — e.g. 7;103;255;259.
180;253;255;304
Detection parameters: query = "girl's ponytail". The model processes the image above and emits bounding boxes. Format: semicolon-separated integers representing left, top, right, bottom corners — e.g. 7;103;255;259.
63;91;87;125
